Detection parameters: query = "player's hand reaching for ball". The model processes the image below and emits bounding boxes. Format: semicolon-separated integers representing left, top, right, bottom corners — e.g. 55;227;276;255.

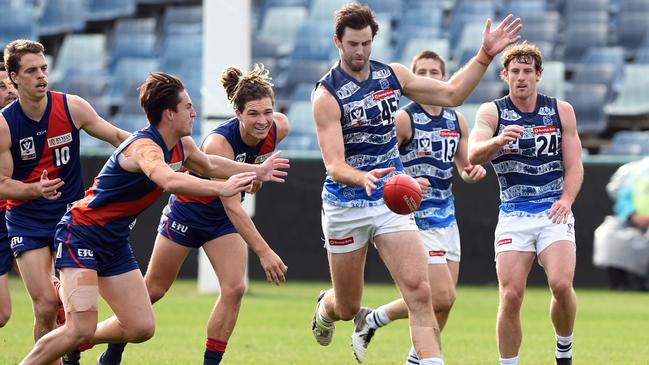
257;247;288;286
364;167;396;196
219;172;257;197
38;170;64;200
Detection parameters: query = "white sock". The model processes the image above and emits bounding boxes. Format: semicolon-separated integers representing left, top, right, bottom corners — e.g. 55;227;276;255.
556;333;573;359
419;357;444;365
405;346;418;364
316;302;333;327
499;356;518;365
365;305;391;329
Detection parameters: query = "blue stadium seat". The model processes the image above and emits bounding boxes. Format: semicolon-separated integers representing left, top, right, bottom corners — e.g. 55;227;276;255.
366;0;403;22
111;34;157;68
563;23;609;63
258;6;308;56
567;84;609;134
309;0;348;22
0;2;36;49
51;34;107;84
572;63;619;91
604;64;649;116
160;33;202;65
162;6;202;32
289;22;336;61
289;83;314;101
276;60;331;100
620;0;649;12
86;0;136;21
617;13;649;51
600;131;649;156
538;61;566;100
581;46;625;67
38;0;86;36
108;58;159;105
636;48;649;63
465;81;504;104
114;18;157;35
500;0;546;16
565;0;610;12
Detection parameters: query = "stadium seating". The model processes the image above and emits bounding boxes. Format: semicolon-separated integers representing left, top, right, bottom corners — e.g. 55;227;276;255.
38;0;86;36
0;2;36;50
86;0;136;22
605;64;649;116
50;34;107;84
567;84;609;134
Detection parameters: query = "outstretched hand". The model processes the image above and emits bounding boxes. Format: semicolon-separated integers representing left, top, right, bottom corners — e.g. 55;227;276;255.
257;151;290;183
39;170;64;200
258;248;288;286
481;14;522;57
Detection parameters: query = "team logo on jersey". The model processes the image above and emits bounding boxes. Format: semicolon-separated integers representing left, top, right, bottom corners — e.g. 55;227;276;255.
254;152;273;164
417;136;432;156
77;248;94;258
379;77;390;90
47;132;72;148
500;109;521;121
543;115;553;125
168;161;183;171
235;153;247;162
19;137;36;160
372;69;391;79
538;106;556;116
446;120;456;130
170;221;188;234
336;81;360;99
348;105;367;127
10;236;23;249
443;110;456;121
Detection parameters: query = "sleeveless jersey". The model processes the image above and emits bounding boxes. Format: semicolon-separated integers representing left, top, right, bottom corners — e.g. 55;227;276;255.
317;60;403;207
58;126;184;246
491;94;564;216
399;103;460;229
0;200;6;239
1;91;83;237
164;117;278;227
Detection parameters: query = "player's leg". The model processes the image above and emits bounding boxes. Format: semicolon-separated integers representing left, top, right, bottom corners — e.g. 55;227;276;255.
0;272;10;327
374;230;440;361
20;267;99;365
93;269;155;344
314;203;371;346
201;233;248;364
15;244;58;341
145;233;192;304
495;251;535;362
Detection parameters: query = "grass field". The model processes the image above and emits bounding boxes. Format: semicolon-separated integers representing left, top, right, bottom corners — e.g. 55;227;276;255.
1;277;648;364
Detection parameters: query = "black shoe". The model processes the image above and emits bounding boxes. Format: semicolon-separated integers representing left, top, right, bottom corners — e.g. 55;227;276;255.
556;357;572;365
62;351;80;365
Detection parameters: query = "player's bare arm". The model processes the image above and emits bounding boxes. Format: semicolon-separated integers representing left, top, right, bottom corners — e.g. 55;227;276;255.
312;85;394;196
183;136;289;183
454;111;487;183
393;15;521;107
0;115;64;200
468;102;523;165
548;100;583;224
121;138;255;197
67;95;130;147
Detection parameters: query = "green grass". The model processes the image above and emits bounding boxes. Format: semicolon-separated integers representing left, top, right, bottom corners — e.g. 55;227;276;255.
2;277;648;364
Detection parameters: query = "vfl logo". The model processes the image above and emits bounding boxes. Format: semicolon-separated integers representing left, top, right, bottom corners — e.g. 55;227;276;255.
567;223;574;236
19;137;36;160
349;106;366;127
235;153;246;163
170;221;189;234
10;236;23;249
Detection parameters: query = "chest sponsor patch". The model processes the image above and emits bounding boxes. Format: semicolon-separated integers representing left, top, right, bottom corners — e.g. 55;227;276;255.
47;132;73;148
372;88;395;100
533;125;557;135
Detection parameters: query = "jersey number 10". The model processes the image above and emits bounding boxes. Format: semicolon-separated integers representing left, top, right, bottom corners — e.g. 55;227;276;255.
54;146;71;166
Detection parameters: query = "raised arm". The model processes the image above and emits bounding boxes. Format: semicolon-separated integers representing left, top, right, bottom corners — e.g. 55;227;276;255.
454;111;486;183
67;95;130;147
0;116;64;200
312;85;394;196
203;136;287;285
547;101;584;224
182;136;289;183
468;102;523;165
123;138;255;197
393;15;521;107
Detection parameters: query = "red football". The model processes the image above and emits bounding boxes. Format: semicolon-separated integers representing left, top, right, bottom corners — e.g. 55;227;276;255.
382;174;423;215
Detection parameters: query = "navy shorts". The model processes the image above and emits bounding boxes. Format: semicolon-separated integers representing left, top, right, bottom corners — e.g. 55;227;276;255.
0;236;12;275
157;214;237;249
10;235;53;257
54;225;139;277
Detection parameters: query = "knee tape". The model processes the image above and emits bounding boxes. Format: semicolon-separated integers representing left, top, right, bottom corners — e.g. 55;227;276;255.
62;270;99;313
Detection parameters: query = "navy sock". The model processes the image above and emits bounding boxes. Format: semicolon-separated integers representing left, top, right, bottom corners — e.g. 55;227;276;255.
103;343;127;364
203;350;224;365
204;338;227;365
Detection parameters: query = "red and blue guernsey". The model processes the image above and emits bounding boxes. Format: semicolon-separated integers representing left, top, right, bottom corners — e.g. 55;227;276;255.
1;91;83;255
0;200;11;275
54;126;184;276
157;117;277;248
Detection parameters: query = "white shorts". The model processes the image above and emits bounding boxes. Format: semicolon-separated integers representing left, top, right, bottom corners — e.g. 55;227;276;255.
321;202;419;254
494;214;576;259
420;223;461;264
